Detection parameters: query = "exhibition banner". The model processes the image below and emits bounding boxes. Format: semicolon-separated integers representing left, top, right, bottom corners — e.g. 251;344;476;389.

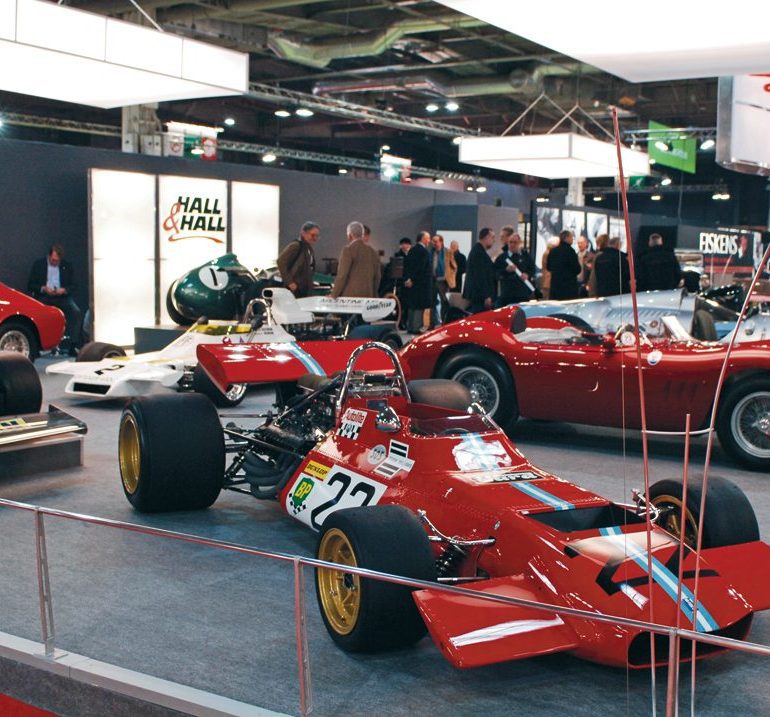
648;120;696;173
677;225;762;279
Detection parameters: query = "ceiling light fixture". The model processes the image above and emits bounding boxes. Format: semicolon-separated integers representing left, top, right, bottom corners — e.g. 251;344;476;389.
426;103;440;113
592;194;602;202
262;152;277;163
459;133;650;179
535;196;549;203
475;185;487;193
651;193;663;201
223;117;235;127
654;140;669;152
445;100;460;111
432;1;770;82
700;138;716;151
190;144;204;156
338;168;348;175
295;107;314;117
660;176;672;186
452;137;463;145
433;177;445;185
465;185;474;192
380;144;391;152
274;109;291;118
0;0;248;108
712;190;731;200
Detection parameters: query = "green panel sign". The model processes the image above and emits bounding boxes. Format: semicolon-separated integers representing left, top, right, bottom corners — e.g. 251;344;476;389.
648;120;696;174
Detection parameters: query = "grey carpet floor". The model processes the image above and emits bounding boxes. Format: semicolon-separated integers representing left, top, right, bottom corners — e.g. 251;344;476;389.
0;357;768;716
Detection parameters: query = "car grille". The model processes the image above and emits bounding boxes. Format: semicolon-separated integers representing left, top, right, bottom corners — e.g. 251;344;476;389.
72;383;110;395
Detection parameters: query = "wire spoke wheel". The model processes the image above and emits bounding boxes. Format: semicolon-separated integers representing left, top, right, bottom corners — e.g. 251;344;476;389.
651;493;698;548
731;391;770;458
0;329;31;355
451;366;500;416
317;528;360;636
225;383;247;402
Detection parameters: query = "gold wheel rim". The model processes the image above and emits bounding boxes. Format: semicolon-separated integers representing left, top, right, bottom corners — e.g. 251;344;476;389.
652;493;698;548
119;413;141;495
317;528;360;636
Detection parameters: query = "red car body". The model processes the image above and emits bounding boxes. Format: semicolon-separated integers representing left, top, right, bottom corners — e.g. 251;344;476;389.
399;306;770;469
0;282;65;356
189;341;770;669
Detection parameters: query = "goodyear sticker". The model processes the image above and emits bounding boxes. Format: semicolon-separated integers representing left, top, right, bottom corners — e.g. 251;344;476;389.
305;461;330;480
0;417;27;431
288;476;315;514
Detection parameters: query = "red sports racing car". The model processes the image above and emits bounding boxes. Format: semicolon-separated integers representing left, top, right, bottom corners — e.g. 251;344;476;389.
0;282;65;359
116;342;769;669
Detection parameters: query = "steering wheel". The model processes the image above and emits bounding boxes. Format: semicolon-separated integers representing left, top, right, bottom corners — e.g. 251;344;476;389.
613;324;653;347
438;427;471;436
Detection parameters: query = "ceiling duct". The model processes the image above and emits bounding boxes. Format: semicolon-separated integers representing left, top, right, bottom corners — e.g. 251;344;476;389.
267;15;485;68
312;63;598;99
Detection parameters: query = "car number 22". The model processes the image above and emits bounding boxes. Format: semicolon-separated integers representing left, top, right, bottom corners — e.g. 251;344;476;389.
285;465;388;530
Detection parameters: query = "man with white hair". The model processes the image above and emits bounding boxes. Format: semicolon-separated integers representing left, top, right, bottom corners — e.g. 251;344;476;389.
330;220;382;298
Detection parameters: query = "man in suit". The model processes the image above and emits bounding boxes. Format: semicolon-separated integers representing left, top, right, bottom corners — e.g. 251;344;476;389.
546;230;581;300
330;221;382;298
403;231;432;333
28;243;82;354
593;235;631;297
636;233;681;291
277;221;319;297
463;227;497;313
450;240;467;293
429;233;457;326
495;227;536;305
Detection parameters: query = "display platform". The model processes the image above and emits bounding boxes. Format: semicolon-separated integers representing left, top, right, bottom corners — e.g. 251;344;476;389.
134;325;185;353
0;359;767;717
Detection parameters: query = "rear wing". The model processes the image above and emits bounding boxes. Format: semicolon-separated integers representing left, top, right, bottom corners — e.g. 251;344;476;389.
264;287;395;323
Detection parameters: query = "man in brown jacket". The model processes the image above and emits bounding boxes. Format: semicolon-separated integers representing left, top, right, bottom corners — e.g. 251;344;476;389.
277;221;319;297
331;221;382;298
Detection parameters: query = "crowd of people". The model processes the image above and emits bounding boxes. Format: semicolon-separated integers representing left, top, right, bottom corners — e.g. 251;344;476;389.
278;219;685;335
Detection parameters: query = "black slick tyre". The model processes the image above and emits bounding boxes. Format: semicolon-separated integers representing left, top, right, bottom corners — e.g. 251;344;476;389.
76;341;127;362
436;348;517;427
118;394;225;512
0;352;42;416
192;364;247;407
650;477;759;548
0;320;39;360
716;376;770;470
315;505;435;652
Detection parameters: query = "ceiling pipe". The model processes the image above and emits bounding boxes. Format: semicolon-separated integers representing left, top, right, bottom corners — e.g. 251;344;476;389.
267;15;486;68
312;63;599;98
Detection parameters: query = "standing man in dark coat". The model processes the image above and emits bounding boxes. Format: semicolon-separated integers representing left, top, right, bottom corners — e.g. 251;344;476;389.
463;227;497;313
636;233;682;291
593;236;631;297
449;240;467;293
277;221;319;298
546;230;581;300
403;231;432;333
495;227;537;305
28;243;82;353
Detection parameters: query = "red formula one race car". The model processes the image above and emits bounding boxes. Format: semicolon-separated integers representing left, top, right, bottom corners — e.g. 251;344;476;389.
0;282;65;359
399;306;770;470
117;342;769;669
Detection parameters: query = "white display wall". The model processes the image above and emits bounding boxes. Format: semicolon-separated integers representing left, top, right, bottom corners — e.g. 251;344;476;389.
90;168;280;344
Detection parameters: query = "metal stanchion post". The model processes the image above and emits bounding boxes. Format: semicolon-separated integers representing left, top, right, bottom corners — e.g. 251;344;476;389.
34;509;55;658
665;628;680;717
293;558;312;717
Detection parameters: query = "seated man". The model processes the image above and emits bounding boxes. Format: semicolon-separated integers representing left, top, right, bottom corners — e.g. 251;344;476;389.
28;243;82;354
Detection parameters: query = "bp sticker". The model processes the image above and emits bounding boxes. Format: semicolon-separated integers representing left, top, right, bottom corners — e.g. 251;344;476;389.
288;476;315;514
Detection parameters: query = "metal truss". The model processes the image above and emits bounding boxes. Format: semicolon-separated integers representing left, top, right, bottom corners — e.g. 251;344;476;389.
2;112;481;182
247;82;491;140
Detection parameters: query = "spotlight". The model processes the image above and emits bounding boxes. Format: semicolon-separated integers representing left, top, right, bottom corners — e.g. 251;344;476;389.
535;196;548;203
660;176;672;186
445;100;460;111
466;185;474;192
274;109;291;118
262;152;277;163
700;138;716;151
295;107;314;117
0;118;4;129
452;136;463;145
338;168;348;175
475;185;487;193
654;140;669;152
190;144;204;156
380;144;391;152
649;158;657;165
651;193;662;201
426;103;440;112
223;117;236;126
712;191;731;200
433;177;445;185
592;194;602;202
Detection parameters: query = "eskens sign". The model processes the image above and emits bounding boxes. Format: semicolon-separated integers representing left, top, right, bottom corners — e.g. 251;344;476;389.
678;225;760;274
162;195;226;243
